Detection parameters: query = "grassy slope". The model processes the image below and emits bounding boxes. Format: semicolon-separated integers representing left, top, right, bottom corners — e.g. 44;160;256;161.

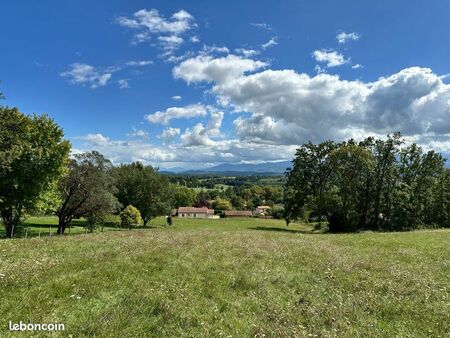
0;218;449;337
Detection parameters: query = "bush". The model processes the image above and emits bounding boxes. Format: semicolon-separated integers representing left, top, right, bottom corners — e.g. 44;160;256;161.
102;213;121;228
86;212;121;232
120;205;142;228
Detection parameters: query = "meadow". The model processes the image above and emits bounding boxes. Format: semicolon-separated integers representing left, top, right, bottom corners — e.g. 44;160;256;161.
0;217;449;337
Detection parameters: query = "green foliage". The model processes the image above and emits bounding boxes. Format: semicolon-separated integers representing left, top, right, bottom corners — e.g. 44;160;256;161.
213;197;232;211
172;185;197;208
285;133;450;232
120;205;142;228
114;162;173;226
284;140;337;224
56;151;119;234
85;211;119;232
33;180;62;215
269;205;285;219
0;106;71;237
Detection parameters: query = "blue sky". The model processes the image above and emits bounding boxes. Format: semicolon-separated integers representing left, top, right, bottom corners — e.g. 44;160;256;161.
1;0;449;169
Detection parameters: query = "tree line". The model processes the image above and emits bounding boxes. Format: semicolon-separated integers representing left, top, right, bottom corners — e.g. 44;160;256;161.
0;105;283;237
284;133;450;232
0;106;178;237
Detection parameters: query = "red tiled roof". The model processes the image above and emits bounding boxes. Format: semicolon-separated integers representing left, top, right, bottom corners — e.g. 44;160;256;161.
224;210;252;216
178;207;214;214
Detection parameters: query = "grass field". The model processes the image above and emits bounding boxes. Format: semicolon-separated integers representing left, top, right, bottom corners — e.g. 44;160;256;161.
0;216;123;239
0;217;449;337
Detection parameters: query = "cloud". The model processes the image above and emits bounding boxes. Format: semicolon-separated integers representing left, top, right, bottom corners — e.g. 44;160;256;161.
180;111;224;146
352;64;363;69
235;48;260;57
127;128;149;139
125;60;153;66
117;8;196;50
234;115;301;145
312;49;349;67
78;133;111;146
117;9;196;35
74;132;297;169
75;134;175;163
250;23;272;30
117;79;130;88
206;111;224;137
173;54;450;151
159;127;180;143
171;95;182;100
158;35;184;50
173;54;267;84
145;104;209;124
261;37;278;49
337;31;361;44
60;63;113;88
199;45;230;55
181;123;215;146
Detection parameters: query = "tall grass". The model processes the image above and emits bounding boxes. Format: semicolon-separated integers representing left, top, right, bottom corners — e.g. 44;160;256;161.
0;218;449;337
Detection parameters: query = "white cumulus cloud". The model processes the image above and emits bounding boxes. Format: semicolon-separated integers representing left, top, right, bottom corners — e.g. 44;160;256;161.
173;54;267;84
145;104;209;125
172;53;450;152
159;127;181;143
60;63;113;88
117;8;196;51
312;49;349;67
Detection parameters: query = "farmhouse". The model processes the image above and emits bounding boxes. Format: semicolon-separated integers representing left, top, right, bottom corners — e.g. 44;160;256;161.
254;205;271;215
223;210;253;218
177;207;219;219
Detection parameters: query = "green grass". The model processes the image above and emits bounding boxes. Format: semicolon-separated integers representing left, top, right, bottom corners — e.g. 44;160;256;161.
0;216;121;238
1;218;449;337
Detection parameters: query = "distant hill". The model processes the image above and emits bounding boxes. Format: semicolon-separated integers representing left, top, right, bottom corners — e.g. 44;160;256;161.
161;161;291;176
207;161;291;173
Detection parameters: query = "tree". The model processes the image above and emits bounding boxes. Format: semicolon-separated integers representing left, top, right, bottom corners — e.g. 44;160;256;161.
390;145;445;230
213;197;232;211
328;141;375;232
368;133;403;230
120;205;142;229
114;162;173;226
284;134;448;232
284;141;336;223
172;185;196;208
56;151;119;235
0;107;70;237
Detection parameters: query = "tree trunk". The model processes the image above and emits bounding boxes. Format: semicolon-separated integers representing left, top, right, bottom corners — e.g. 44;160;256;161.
2;209;15;238
56;216;69;235
4;220;14;238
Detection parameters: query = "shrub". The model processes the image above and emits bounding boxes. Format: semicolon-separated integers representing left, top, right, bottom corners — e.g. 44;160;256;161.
120;205;142;229
86;212;121;232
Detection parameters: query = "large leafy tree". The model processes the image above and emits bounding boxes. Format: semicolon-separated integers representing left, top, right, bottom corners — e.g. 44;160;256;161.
56;151;119;235
284;141;337;224
0;107;71;237
328;141;375;231
114;162;173;226
172;185;196;209
284;133;449;232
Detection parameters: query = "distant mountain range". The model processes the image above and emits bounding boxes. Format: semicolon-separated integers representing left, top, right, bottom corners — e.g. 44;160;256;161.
161;161;291;176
